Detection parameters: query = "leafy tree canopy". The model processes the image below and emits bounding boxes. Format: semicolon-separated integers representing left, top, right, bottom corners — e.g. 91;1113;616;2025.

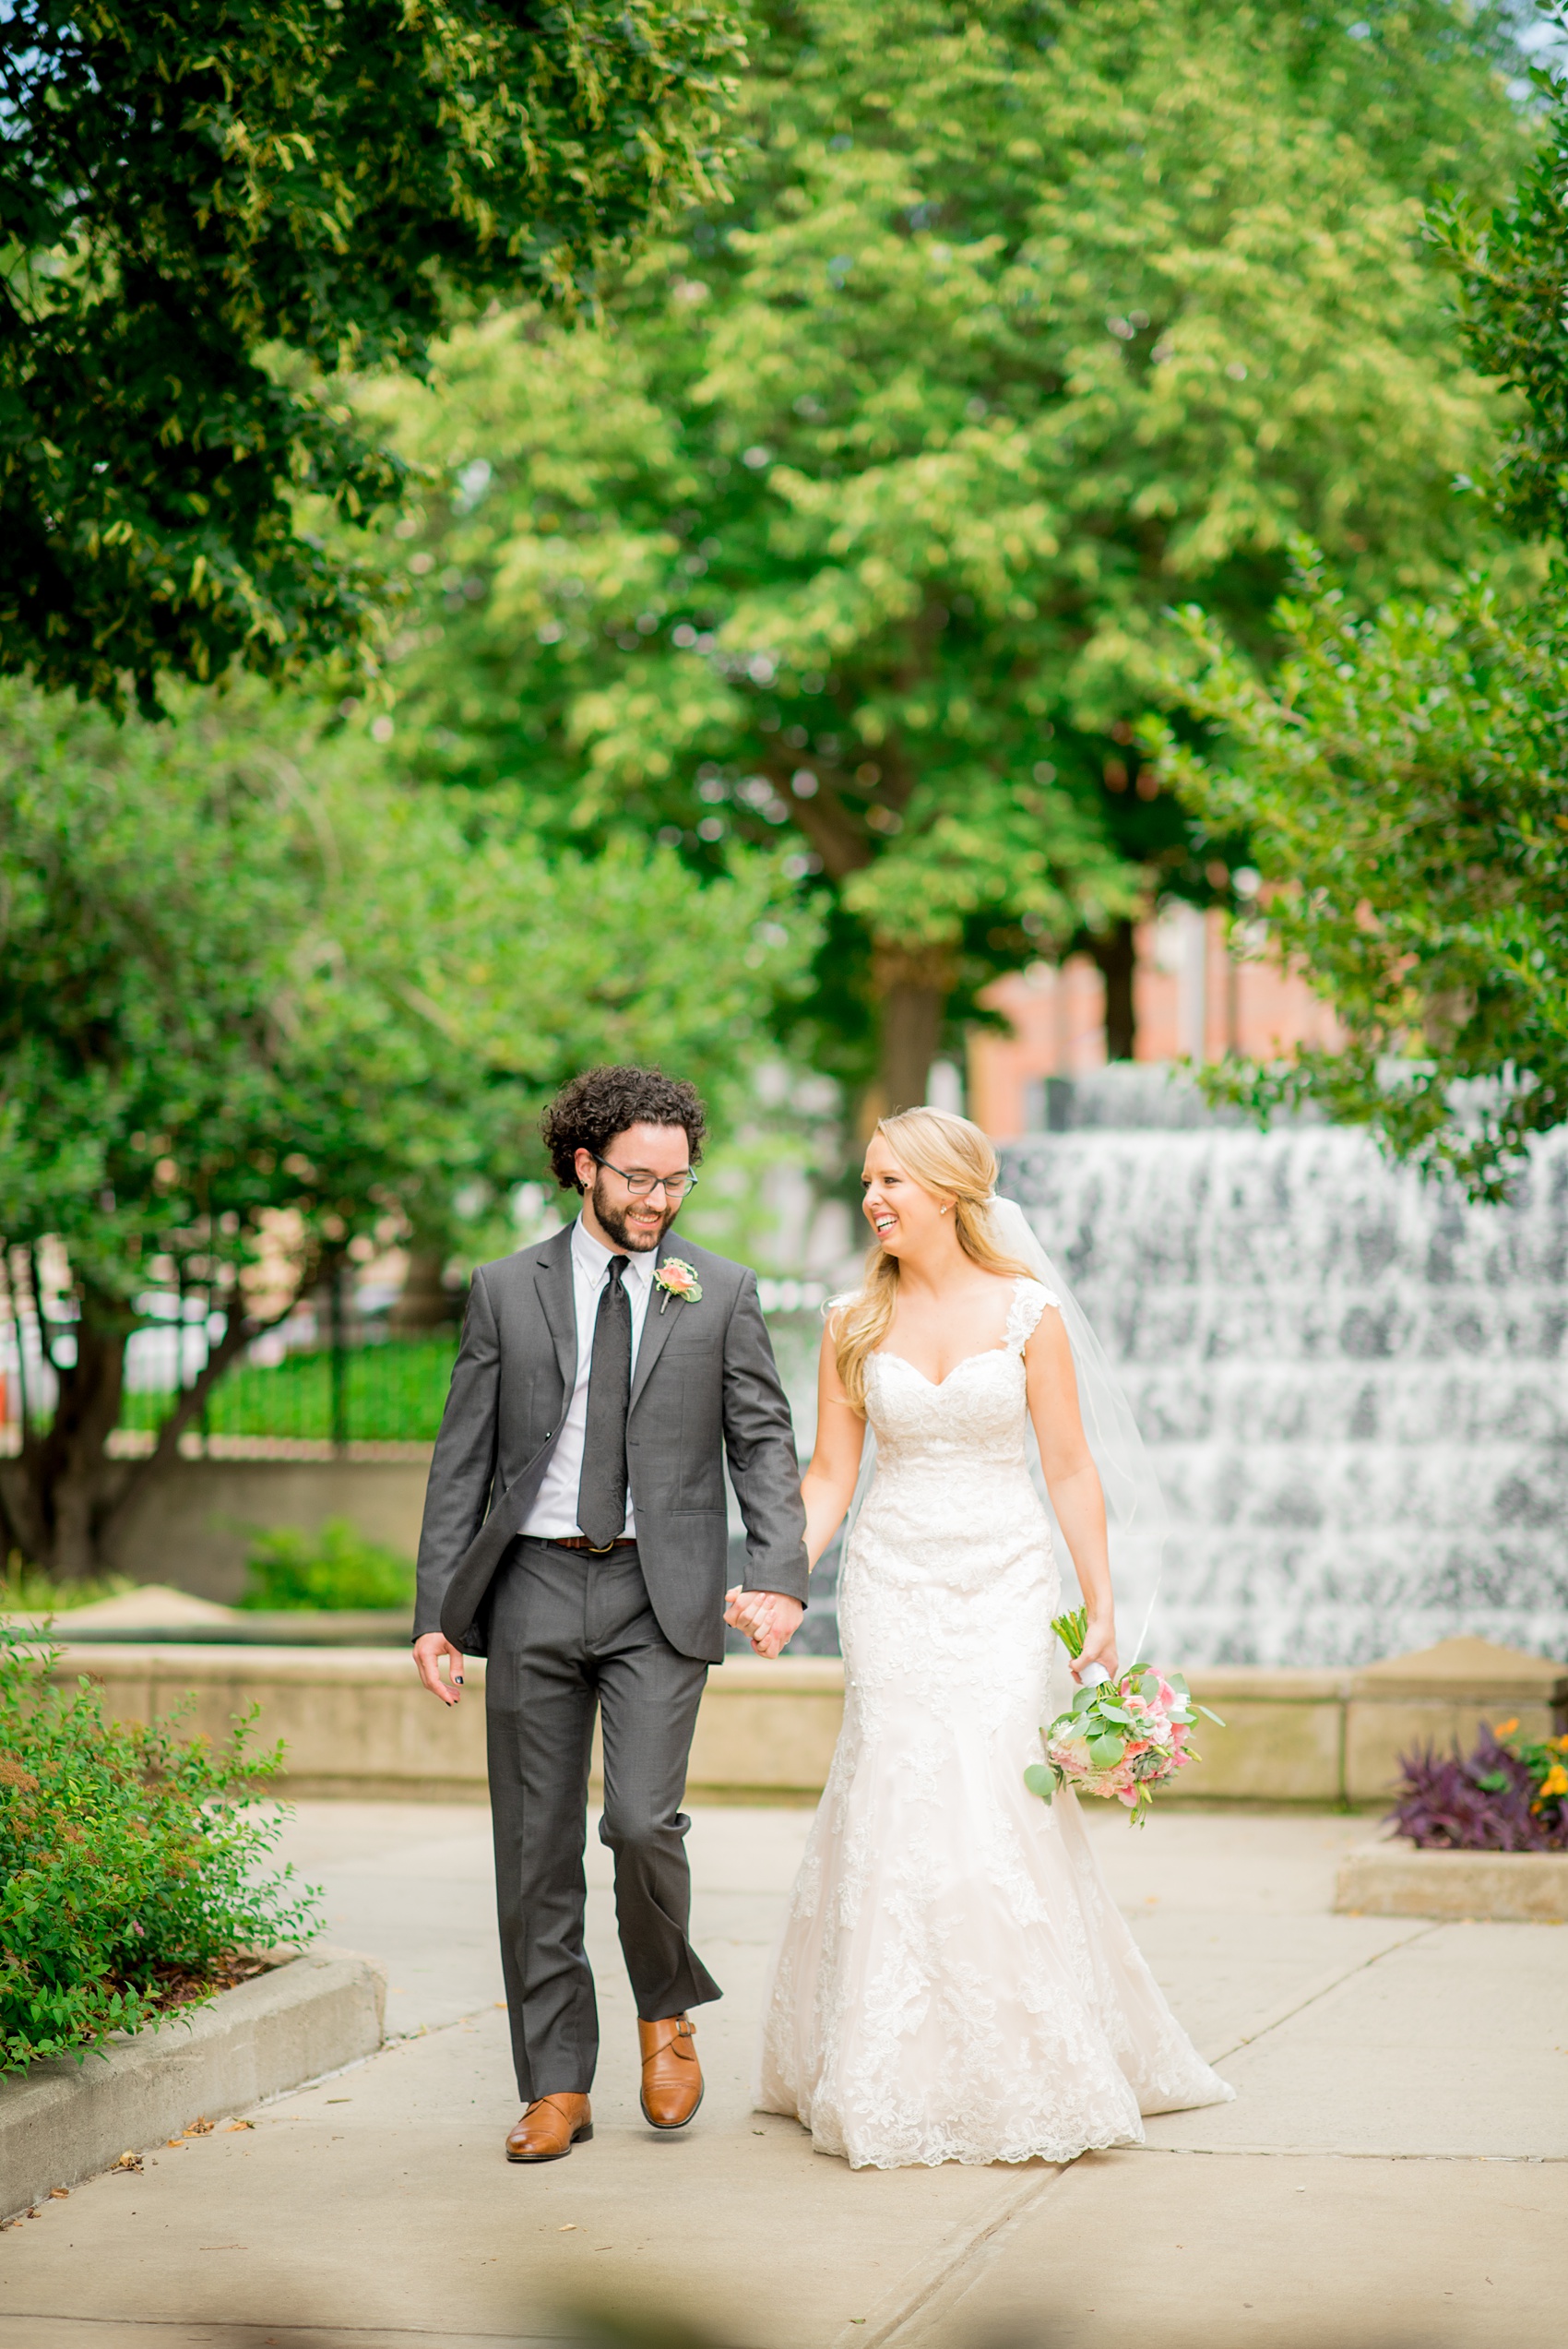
1430;18;1568;541
0;677;814;1572
1155;554;1568;1202
0;0;745;713
1157;31;1568;1197
363;0;1526;1102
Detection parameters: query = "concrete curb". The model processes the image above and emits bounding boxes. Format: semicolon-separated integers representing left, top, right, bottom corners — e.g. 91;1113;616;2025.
1333;1840;1568;1921
0;1946;386;2222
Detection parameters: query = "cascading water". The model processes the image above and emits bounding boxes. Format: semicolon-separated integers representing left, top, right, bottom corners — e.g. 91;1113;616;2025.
999;1070;1568;1667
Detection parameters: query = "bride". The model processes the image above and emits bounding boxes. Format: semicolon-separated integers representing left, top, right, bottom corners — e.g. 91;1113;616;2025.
735;1106;1232;2170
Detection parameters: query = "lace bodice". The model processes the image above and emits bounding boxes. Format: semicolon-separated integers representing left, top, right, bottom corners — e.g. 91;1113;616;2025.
865;1276;1059;1467
852;1278;1059;1593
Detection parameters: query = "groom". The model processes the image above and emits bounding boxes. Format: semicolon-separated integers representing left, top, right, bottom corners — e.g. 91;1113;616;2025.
411;1067;808;2163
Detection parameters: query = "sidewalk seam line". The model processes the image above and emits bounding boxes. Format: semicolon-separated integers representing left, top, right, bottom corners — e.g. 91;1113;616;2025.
844;2166;1065;2349
1204;1921;1440;2064
1127;2145;1568;2163
0;2319;561;2343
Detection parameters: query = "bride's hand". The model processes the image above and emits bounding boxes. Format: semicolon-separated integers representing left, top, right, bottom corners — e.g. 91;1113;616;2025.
1073;1616;1119;1684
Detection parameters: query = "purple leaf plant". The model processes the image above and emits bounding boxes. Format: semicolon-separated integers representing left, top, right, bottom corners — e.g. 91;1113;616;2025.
1387;1723;1568;1854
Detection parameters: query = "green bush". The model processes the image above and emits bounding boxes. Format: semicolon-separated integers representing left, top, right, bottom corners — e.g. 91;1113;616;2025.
0;1627;319;2074
239;1518;414;1613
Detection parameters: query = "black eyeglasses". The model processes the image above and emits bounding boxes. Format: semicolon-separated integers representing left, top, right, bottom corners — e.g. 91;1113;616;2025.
590;1151;698;1201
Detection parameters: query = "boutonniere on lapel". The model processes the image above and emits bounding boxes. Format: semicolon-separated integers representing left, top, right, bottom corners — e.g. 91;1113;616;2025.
655;1258;703;1314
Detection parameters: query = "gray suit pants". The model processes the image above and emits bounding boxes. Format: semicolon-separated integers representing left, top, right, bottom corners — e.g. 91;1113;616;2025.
485;1537;721;2102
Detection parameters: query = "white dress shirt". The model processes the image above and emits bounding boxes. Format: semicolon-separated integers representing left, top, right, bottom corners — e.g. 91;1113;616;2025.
522;1217;659;1541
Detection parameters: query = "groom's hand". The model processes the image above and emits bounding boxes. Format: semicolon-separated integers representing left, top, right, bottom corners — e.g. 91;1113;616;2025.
413;1631;467;1706
724;1587;803;1660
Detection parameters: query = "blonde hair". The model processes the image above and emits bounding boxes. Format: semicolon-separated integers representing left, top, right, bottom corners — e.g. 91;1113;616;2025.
831;1107;1037;1412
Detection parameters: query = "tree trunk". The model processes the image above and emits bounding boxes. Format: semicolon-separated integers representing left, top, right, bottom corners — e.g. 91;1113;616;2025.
0;1288;134;1580
1088;917;1137;1062
390;1249;457;1331
0;1281;281;1580
873;940;954;1115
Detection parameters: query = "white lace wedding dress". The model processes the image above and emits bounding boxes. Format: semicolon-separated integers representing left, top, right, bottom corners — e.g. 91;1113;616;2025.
757;1279;1233;2169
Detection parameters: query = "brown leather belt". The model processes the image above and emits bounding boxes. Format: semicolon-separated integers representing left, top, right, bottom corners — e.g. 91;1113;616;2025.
544;1533;637;1555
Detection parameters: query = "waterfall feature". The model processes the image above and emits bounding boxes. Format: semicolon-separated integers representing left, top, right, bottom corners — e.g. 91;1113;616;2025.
1000;1070;1568;1668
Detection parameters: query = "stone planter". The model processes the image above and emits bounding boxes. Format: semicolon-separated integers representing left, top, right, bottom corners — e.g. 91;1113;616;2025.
1334;1841;1568;1923
0;1946;386;2223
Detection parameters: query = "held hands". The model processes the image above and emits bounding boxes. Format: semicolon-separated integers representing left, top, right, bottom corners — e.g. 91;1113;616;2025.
413;1631;467;1705
724;1586;804;1660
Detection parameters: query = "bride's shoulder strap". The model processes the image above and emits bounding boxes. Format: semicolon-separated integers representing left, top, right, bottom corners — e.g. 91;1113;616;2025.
1005;1276;1061;1353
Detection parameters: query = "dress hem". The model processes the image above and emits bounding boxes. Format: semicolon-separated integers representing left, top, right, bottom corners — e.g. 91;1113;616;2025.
754;2100;1148;2169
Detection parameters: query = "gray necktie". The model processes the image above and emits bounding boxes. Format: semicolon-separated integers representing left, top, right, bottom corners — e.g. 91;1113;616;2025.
576;1255;632;1549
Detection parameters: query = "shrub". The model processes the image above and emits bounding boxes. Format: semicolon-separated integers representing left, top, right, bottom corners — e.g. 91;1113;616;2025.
1388;1719;1568;1854
0;1627;320;2073
238;1519;414;1613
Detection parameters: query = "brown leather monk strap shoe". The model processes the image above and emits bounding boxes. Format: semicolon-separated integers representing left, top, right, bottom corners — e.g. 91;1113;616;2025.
637;2013;703;2129
505;2093;592;2163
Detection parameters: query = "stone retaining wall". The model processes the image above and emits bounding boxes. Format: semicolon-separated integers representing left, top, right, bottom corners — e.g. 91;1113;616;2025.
99;1456;434;1599
50;1636;1566;1807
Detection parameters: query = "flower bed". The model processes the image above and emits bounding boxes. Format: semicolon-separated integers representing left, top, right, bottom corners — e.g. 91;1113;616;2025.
0;1626;319;2075
1334;1715;1568;1917
1387;1719;1568;1853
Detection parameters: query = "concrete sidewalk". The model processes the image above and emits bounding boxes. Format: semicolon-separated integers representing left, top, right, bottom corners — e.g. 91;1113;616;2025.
0;1802;1562;2348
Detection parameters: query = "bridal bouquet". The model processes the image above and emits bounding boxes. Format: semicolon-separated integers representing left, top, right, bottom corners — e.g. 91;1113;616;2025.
1025;1609;1223;1825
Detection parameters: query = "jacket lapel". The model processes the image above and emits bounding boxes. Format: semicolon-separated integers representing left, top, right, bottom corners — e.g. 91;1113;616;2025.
532;1223;576;1392
628;1238;683;1413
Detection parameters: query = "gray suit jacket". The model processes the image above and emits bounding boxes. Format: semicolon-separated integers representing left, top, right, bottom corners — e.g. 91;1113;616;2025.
413;1225;809;1663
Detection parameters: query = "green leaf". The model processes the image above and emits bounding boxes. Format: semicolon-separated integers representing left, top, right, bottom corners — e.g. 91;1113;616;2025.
359;0;1519;1104
0;674;818;1574
1;0;748;710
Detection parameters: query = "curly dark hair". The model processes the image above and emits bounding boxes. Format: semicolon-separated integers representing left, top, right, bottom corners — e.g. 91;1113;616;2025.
540;1066;708;1192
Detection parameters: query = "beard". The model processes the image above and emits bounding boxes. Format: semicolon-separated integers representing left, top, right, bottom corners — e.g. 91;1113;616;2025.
589;1172;677;1254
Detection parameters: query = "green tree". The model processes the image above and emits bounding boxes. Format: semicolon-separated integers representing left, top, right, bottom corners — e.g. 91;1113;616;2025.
1155;554;1568;1203
0;680;813;1575
1429;26;1568;543
367;0;1523;1104
1154;38;1568;1199
1;0;744;713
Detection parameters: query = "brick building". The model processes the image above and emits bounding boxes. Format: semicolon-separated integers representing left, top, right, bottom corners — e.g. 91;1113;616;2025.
968;907;1342;1139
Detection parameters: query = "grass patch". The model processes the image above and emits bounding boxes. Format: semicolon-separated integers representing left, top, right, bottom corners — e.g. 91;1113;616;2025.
0;1559;136;1615
119;1338;457;1445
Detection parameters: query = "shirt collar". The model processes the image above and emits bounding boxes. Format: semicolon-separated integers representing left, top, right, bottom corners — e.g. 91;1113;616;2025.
572;1214;657;1289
